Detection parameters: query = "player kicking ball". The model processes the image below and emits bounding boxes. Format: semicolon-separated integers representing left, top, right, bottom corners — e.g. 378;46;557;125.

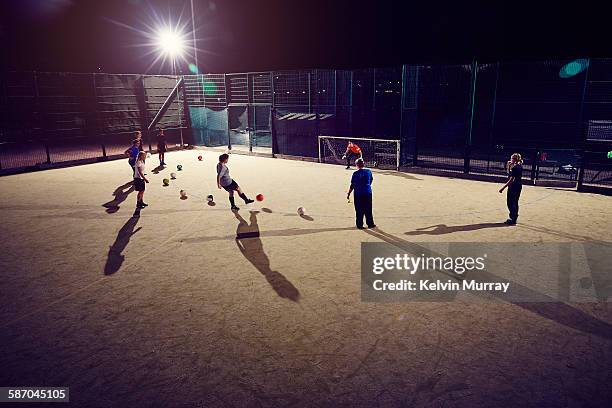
217;153;254;211
342;141;363;169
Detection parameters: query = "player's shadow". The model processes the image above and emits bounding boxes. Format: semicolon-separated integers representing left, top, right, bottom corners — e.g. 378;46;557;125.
182;225;354;244
516;223;602;243
102;181;134;214
364;227;612;341
151;165;164;174
104;208;142;275
377;170;423;181
234;210;300;301
405;223;508;235
300;214;314;221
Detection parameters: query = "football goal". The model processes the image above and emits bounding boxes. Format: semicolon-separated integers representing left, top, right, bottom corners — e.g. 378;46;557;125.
318;136;401;170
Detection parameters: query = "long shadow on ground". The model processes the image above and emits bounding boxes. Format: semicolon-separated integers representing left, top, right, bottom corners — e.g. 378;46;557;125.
364;227;612;341
104;208;142;275
234;210;300;301
376;170;423;181
181;225;355;244
151;165;164;174
405;223;508;235
102;181;135;214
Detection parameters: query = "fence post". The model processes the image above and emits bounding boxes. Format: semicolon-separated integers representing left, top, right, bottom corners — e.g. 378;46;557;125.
271;71;275;108
531;149;539;182
0;70;5;170
176;74;184;147
399;65;405;166
247;73;253;152
349;70;354;136
577;152;587;190
465;58;478;174
182;76;192;147
224;73;231;150
92;73;106;158
271;107;278;155
372;68;376;136
576;58;590;191
413;66;420;166
314;70;320;143
487;62;500;174
134;75;152;153
33;71;51;164
333;70;339;137
307;71;311;114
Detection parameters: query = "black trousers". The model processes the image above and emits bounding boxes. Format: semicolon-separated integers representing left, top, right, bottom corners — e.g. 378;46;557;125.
506;185;522;222
346;152;362;167
354;194;375;228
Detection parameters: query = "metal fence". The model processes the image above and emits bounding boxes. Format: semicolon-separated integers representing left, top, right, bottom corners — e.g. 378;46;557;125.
1;60;612;191
0;72;188;170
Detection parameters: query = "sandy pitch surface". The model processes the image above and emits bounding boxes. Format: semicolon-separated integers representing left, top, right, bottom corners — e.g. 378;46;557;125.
1;150;611;407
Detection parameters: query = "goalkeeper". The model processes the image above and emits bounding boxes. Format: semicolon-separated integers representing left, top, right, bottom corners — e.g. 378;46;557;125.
342;141;363;169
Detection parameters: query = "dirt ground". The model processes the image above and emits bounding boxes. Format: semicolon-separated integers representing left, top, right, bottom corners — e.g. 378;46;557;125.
0;150;611;407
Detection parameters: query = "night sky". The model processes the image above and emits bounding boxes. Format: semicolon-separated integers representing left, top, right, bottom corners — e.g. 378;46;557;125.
0;0;608;74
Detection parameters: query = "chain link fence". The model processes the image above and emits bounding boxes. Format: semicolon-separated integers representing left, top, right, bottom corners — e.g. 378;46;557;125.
0;72;188;171
2;60;611;192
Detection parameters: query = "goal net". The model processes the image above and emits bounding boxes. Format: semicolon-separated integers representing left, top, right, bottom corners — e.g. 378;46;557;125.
318;136;400;170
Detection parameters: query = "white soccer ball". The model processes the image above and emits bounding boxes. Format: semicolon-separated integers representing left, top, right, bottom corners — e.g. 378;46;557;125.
170;172;176;179
180;190;187;198
297;207;305;216
206;194;214;202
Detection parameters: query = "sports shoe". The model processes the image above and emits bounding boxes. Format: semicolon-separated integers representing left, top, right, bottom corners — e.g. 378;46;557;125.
244;199;254;204
231;206;240;211
368;224;377;229
140;202;149;207
504;219;516;225
346;166;351;169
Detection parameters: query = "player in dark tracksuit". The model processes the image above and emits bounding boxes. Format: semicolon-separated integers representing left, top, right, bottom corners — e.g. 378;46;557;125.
347;158;376;229
157;128;167;166
499;153;523;225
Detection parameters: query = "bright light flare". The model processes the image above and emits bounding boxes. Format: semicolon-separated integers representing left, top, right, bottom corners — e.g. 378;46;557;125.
105;2;218;74
155;28;186;58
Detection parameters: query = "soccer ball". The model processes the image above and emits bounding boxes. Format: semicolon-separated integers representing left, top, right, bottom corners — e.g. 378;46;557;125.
177;164;183;171
256;194;264;202
206;194;214;202
180;190;187;198
162;178;170;186
170;172;177;179
297;207;305;216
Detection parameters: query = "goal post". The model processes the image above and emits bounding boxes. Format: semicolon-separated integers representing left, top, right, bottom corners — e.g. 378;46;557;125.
318;136;401;171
